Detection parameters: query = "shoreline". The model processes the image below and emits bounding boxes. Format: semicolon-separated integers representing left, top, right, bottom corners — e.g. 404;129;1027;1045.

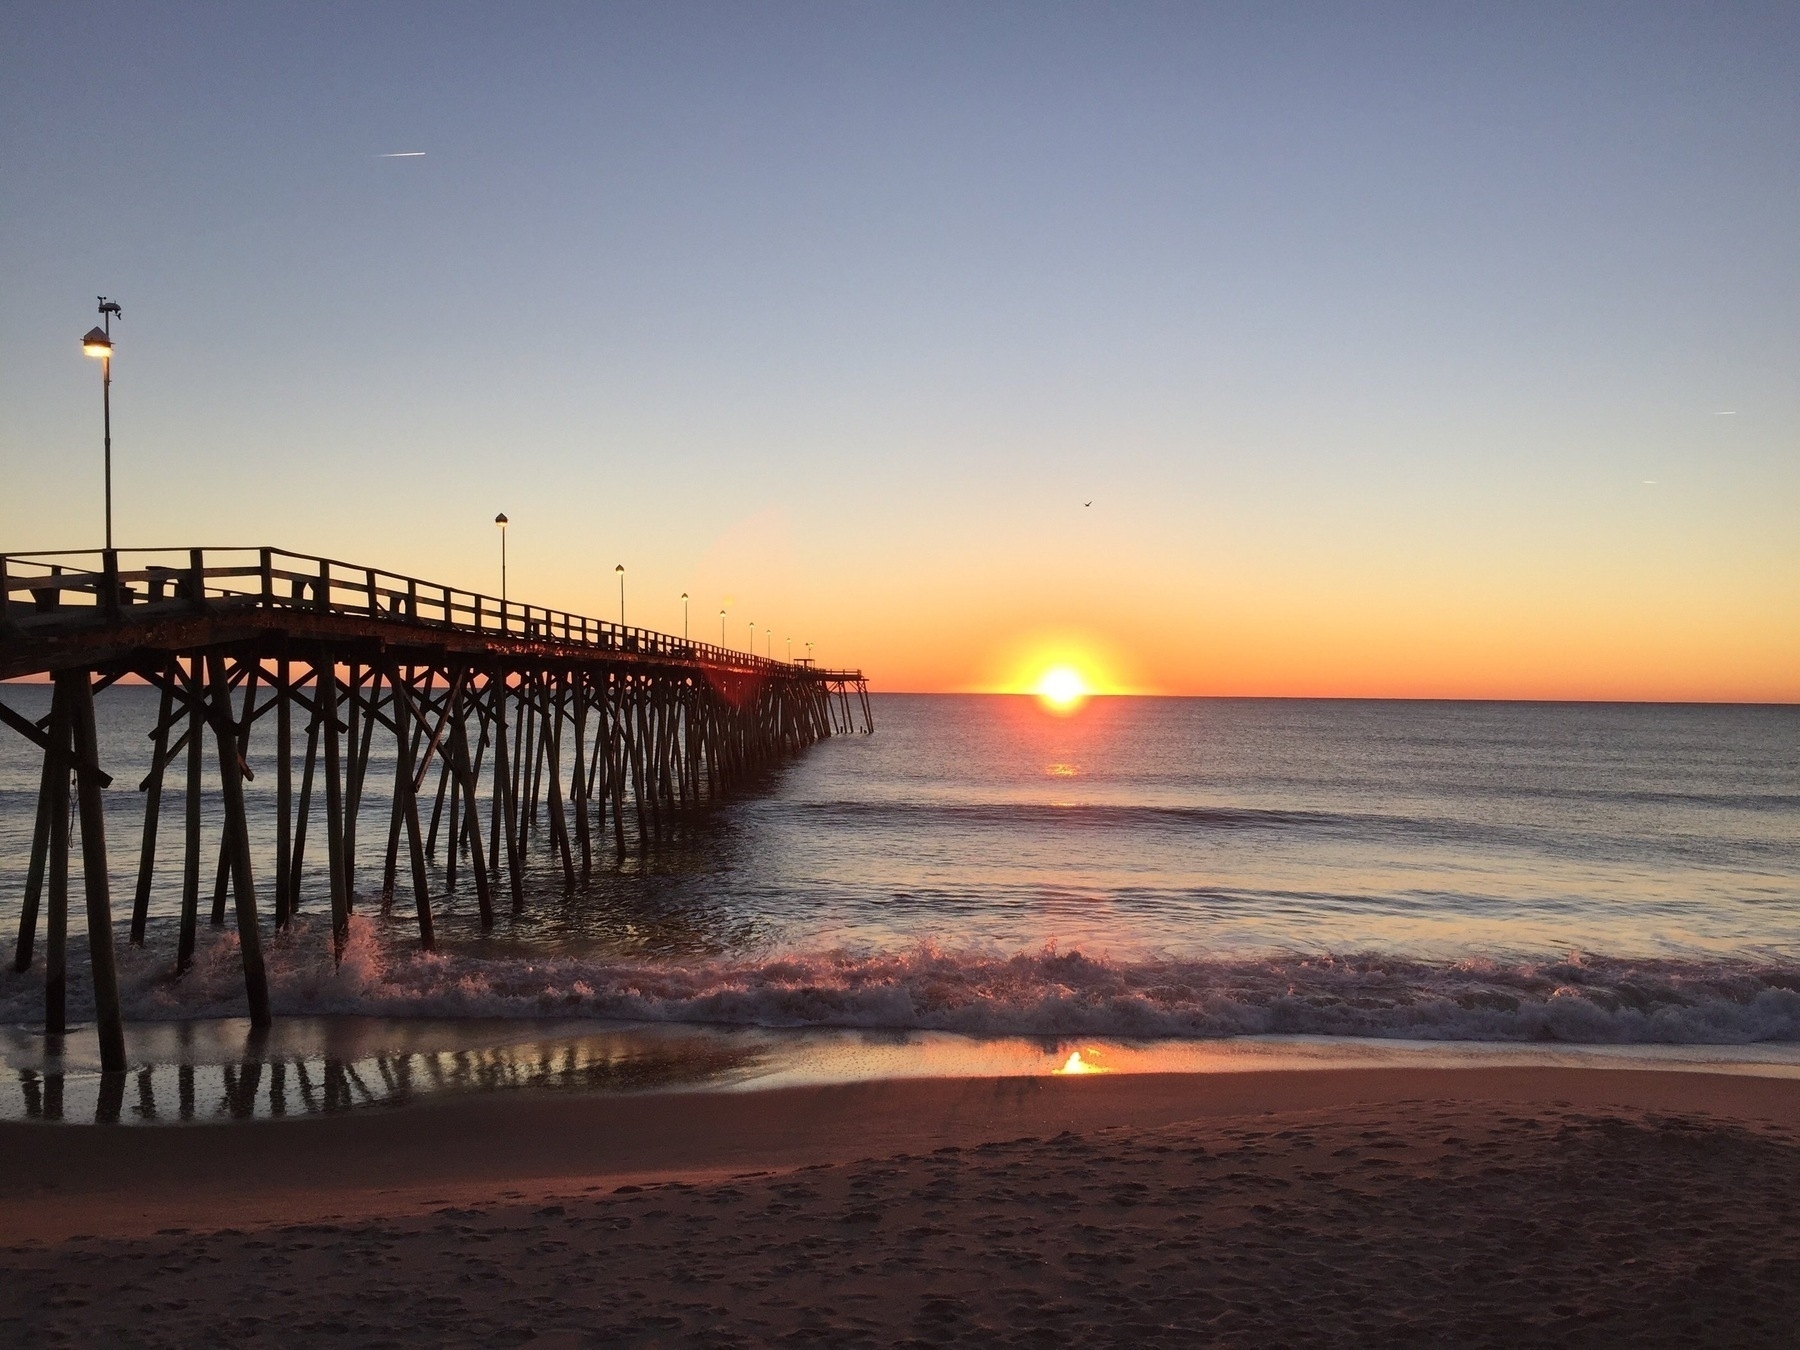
6;1015;1800;1127
4;1063;1797;1243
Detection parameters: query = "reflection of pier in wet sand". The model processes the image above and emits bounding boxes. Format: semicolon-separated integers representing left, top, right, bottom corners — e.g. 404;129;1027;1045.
0;546;873;1071
16;1017;1795;1127
1;1020;774;1124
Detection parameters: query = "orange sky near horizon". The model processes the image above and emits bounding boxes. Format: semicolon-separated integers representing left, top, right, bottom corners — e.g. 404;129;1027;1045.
854;602;1798;704
3;493;1794;704
795;487;1798;702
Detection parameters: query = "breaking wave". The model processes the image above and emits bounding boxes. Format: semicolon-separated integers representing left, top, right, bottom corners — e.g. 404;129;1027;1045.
6;915;1798;1045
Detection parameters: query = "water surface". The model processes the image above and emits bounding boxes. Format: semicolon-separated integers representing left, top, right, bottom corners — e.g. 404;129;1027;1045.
2;690;1796;1048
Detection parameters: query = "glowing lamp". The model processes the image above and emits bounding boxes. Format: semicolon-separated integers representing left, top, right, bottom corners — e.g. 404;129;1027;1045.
82;327;112;358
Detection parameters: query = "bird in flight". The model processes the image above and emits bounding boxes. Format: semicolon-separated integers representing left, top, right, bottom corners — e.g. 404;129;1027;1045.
377;151;426;158
1083;500;1092;507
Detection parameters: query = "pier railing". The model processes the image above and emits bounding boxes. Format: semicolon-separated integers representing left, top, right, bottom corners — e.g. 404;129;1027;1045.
0;546;839;677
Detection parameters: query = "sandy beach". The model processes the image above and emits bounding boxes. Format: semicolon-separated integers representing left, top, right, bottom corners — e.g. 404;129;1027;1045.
2;1066;1797;1346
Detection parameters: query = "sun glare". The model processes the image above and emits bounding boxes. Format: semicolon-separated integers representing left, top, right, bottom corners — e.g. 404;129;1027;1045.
1053;1049;1109;1075
1035;666;1089;713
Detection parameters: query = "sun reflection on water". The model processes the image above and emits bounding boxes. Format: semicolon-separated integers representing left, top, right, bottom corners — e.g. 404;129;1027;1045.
1053;1048;1110;1075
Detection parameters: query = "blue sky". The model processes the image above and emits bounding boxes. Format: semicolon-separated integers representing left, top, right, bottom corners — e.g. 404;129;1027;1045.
4;3;1796;695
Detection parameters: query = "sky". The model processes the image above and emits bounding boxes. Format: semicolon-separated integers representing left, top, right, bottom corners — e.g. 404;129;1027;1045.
3;2;1796;699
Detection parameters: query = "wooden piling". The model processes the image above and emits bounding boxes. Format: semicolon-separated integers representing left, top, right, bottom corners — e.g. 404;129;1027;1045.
383;672;421;900
444;670;493;928
388;662;434;949
207;653;271;1029
130;671;175;944
570;673;592;881
44;681;72;1034
288;688;320;914
489;676;524;914
11;702;57;973
177;659;203;974
544;674;575;888
321;660;350;960
275;655;293;928
342;664;365;910
66;670;127;1070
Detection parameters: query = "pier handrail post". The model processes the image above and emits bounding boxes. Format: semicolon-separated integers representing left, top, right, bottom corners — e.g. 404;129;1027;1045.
260;548;274;606
0;555;14;634
408;578;418;622
316;557;330;613
366;568;378;618
101;548;121;620
187;548;207;613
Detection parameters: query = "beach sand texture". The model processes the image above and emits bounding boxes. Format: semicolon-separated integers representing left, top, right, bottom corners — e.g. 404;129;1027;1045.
2;1068;1797;1347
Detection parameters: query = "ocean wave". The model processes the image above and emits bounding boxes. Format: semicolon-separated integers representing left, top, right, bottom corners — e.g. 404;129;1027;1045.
792;797;1797;865
797;799;1363;833
5;916;1797;1045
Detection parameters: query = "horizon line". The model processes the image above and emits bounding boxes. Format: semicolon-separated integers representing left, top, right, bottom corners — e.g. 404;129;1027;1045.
3;675;1792;707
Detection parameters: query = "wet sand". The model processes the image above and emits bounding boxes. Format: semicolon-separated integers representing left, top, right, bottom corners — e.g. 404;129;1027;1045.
2;1067;1797;1346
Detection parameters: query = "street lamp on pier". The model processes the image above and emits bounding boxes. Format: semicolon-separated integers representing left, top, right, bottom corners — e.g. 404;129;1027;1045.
615;564;625;627
681;592;689;640
720;608;726;646
81;297;122;549
494;514;508;603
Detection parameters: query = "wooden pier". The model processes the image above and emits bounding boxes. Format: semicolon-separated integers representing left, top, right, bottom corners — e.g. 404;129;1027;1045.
0;546;872;1070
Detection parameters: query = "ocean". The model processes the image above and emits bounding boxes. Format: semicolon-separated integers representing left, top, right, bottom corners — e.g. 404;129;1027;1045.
2;688;1796;1054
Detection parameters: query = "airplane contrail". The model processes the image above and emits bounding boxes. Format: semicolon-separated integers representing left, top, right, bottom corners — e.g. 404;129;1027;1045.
377;151;426;158
1713;410;1737;415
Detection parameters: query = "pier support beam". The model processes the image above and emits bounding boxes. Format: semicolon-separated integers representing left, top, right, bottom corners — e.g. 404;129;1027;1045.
66;669;127;1071
207;654;271;1029
44;680;73;1035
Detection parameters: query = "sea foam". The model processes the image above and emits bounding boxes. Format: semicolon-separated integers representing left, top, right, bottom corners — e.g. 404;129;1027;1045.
5;915;1796;1045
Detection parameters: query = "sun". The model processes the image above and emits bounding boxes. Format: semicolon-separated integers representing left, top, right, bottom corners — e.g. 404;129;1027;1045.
1034;666;1089;713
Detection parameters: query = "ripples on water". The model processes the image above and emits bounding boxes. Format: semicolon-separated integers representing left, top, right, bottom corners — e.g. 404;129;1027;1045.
0;689;1796;1046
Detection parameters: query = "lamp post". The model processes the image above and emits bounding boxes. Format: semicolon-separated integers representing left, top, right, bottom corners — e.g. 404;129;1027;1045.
681;592;689;640
81;297;121;550
720;608;726;647
749;621;755;657
615;564;625;627
806;642;814;665
494;514;508;603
